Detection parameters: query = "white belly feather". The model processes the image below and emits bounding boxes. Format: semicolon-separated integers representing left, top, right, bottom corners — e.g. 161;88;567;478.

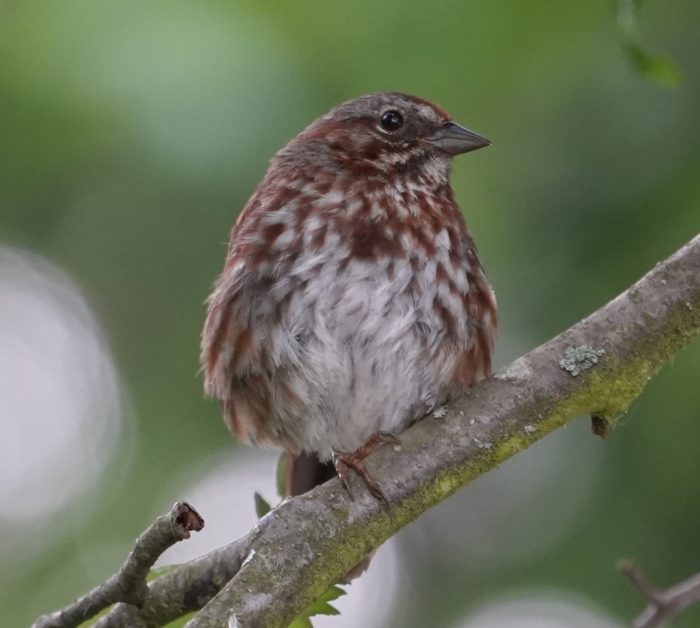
268;229;465;459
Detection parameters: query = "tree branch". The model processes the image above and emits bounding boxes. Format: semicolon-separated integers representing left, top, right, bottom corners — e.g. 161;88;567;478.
183;236;700;628
620;560;700;628
47;234;700;628
32;502;204;628
94;532;250;628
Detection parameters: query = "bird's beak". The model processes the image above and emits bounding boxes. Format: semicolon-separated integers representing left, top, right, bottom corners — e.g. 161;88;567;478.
426;122;490;155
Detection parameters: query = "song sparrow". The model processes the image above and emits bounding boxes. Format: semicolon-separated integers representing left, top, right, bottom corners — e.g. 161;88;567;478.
201;92;497;502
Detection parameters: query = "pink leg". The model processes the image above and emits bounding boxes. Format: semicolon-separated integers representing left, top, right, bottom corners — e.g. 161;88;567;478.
332;431;401;504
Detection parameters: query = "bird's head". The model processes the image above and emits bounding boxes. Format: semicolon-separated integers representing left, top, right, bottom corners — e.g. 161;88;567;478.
285;92;489;178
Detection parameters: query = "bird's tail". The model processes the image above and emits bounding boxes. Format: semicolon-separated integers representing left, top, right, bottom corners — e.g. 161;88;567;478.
285;451;336;497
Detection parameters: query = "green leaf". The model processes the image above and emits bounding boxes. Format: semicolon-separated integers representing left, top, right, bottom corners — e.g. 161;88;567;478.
288;584;346;627
614;0;683;87
254;491;272;518
623;42;683;87
306;584;344;617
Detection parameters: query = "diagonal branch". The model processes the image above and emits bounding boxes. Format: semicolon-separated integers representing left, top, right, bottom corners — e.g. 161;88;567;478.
75;234;700;627
94;532;251;628
32;502;204;628
620;560;700;628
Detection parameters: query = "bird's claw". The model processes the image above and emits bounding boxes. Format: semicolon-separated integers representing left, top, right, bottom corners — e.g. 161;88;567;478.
332;431;400;505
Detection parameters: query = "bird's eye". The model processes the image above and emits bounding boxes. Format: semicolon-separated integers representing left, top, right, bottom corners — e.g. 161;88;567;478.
380;110;404;132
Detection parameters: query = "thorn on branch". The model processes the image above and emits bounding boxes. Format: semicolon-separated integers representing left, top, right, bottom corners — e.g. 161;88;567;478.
32;501;204;628
590;414;611;438
619;559;700;628
618;560;663;604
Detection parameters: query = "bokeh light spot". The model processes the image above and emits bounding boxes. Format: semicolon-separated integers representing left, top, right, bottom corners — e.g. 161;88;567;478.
456;590;622;628
0;245;124;558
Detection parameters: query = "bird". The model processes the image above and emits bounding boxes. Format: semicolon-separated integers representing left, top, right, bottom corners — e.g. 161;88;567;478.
201;92;497;504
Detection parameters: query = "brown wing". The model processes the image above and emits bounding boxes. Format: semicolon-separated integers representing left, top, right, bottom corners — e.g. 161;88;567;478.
201;257;271;443
200;184;308;448
450;233;498;389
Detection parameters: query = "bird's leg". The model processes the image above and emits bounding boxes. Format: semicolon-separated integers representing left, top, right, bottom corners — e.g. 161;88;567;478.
332;431;401;504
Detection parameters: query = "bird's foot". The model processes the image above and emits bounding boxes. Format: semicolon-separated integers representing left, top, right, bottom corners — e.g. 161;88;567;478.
332;431;401;505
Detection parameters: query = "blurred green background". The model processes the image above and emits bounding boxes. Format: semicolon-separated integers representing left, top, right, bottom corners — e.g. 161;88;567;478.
1;1;699;626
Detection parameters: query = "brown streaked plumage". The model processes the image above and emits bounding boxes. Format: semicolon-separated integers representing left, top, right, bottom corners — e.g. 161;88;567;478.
201;92;496;503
